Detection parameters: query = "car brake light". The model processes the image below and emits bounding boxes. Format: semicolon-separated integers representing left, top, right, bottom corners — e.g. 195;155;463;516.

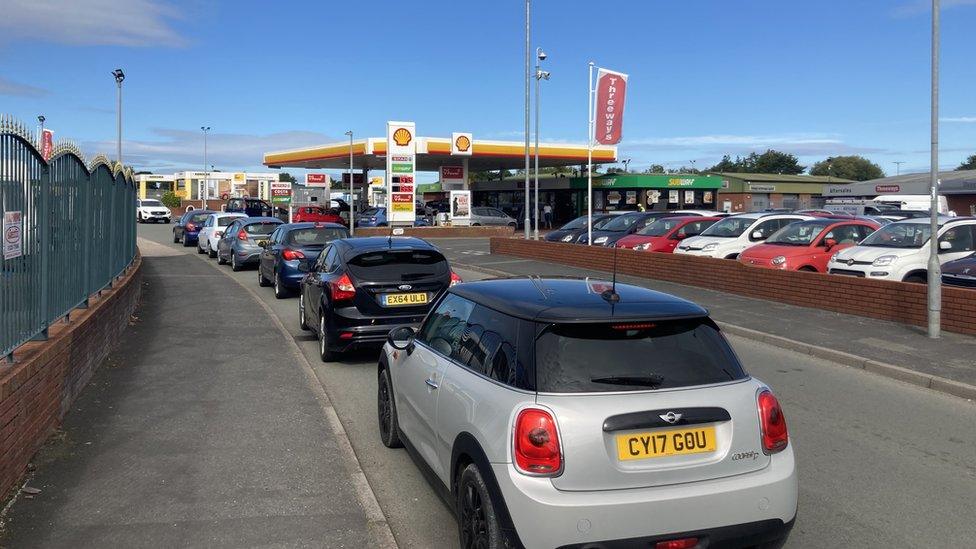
758;390;789;454
450;271;462;286
186;222;196;231
513;408;562;476
655;538;699;549
330;273;356;302
282;249;305;261
612;322;657;330
237;230;248;241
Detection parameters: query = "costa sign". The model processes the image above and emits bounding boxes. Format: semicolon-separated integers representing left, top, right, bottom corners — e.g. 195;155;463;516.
594;68;628;145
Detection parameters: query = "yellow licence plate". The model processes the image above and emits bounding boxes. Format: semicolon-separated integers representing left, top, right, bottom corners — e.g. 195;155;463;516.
383;292;428;307
615;426;717;461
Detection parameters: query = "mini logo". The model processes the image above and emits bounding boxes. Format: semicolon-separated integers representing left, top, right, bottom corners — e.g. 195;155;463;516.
393;127;412;147
398;284;413;291
659;411;682;424
455;135;471;152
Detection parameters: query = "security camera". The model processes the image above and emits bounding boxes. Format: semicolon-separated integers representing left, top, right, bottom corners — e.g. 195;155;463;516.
537;49;547;61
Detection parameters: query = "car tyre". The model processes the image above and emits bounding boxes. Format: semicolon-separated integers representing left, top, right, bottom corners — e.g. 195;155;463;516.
318;312;335;362
904;274;927;284
217;251;227;265
208;245;217;258
377;367;403;448
257;267;271;287
197;242;206;254
456;463;504;549
274;271;290;299
173;231;180;244
725;253;740;260
507;222;516;228
298;295;310;331
231;253;243;272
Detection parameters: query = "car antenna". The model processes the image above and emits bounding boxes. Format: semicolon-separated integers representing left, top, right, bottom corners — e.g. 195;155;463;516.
601;246;620;304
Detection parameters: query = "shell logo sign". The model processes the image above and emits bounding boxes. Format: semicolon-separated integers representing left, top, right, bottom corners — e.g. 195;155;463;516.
393;127;412;147
452;132;473;156
455;135;470;152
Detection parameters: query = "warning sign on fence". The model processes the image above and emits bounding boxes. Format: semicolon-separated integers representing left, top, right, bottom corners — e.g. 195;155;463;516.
3;211;23;260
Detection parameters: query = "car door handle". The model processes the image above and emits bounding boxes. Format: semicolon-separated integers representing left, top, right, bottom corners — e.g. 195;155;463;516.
425;378;439;389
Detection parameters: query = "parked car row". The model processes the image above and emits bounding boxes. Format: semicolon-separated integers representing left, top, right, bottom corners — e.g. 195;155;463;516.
544;209;976;285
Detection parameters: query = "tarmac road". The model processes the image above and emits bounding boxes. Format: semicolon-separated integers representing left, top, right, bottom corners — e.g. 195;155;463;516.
138;224;975;548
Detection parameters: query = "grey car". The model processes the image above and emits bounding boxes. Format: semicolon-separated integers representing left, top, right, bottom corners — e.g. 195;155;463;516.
379;278;797;548
469;207;517;227
216;217;283;271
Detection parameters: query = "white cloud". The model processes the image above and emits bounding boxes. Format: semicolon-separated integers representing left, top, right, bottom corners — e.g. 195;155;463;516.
941;117;976;123
0;76;49;97
0;0;184;47
620;133;884;157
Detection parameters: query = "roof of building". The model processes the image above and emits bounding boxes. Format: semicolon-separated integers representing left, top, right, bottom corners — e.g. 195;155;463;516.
709;172;856;184
823;169;976;197
450;277;708;323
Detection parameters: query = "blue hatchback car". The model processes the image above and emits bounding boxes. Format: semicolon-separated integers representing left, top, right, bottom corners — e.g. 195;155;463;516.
258;223;350;298
172;209;216;247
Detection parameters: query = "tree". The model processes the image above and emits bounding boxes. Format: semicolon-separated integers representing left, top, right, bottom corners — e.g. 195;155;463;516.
643;164;665;174
279;172;297;183
705;150;805;175
809;156;885;181
706;155;739;173
957;154;976;171
161;191;181;208
606;167;626;174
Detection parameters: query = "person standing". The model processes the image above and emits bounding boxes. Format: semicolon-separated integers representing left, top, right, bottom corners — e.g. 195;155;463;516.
542;203;553;229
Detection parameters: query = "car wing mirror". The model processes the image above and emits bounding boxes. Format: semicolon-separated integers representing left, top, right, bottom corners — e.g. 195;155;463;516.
388;326;416;352
751;230;764;240
939;240;952;251
823;238;837;250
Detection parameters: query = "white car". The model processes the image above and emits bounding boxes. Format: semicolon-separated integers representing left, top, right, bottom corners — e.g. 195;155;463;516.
136;199;171;223
674;213;814;259
828;217;976;282
197;213;246;258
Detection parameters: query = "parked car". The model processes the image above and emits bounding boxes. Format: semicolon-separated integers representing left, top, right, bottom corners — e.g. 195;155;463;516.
225;197;273;217
544;214;617;243
739;218;881;272
172;209;215;246
941;252;976;288
615;216;721;252
357;207;388;227
378;277;796;548
674;213;814;259
216;216;283;271
292;205;347;225
298;237;461;361
469;207;517;227
197;212;247;258
136;199;171;223
828;217;976;282
257;222;350;298
578;212;692;247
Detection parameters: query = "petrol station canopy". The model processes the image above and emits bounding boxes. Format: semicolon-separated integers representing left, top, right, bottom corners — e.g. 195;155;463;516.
264;136;617;172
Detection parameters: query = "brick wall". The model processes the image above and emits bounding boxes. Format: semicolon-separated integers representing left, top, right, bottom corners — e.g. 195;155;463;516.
489;238;976;336
357;226;515;238
0;255;143;499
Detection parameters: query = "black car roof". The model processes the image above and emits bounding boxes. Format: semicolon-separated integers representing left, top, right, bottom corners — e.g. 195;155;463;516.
334;236;440;259
449;277;708;323
280;222;345;230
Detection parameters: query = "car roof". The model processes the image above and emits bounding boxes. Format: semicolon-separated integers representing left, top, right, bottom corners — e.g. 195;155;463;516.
240;217;282;224
450;277;708;323
281;222;345;230
891;216;975;225
333;236;439;258
211;212;246;218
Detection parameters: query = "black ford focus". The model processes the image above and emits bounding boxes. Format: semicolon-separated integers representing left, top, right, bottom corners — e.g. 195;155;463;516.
298;236;462;361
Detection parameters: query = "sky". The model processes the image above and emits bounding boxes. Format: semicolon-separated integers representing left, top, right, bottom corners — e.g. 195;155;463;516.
1;0;975;182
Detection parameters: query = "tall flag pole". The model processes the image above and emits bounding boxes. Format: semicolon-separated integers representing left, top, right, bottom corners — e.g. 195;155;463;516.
587;62;595;246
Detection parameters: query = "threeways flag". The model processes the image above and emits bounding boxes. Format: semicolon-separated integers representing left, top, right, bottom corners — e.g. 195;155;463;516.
593;68;628;145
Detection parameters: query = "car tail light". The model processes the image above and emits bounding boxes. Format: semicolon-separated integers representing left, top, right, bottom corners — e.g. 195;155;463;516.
655;538;699;549
513;408;562;476
450;271;462;286
330;273;356;302
282;249;305;260
758;390;789;454
237;230;248;241
186;222;196;231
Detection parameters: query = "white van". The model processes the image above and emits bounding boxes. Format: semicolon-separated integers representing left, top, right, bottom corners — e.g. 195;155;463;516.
873;195;950;214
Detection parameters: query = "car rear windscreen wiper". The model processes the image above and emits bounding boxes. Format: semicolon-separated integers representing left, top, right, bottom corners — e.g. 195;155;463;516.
590;375;665;388
401;272;435;280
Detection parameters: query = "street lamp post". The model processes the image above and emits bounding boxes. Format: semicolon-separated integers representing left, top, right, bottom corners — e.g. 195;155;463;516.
689;159;697;173
345;130;354;236
928;0;942;338
533;47;549;240
523;0;531;239
622;159;631;173
894;161;905;176
201;126;210;210
112;69;124;165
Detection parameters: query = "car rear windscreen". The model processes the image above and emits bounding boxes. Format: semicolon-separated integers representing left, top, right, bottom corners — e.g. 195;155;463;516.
535;319;745;393
189;213;210;224
244;222;279;235
287;228;347;245
217;217;239;227
347;249;448;281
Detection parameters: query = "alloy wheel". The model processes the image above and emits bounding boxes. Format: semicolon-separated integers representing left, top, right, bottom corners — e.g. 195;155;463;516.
459;483;489;548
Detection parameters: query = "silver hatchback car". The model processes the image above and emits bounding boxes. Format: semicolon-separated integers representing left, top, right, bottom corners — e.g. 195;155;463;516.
378;278;797;548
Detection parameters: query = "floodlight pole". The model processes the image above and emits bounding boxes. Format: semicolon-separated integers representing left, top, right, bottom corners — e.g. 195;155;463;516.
201;126;210;210
534;47;548;240
346;130;354;236
112;69;125;165
523;0;531;239
927;0;941;338
587;61;595;246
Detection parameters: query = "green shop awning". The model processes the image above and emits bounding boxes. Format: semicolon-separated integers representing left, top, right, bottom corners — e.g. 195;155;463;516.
569;174;722;190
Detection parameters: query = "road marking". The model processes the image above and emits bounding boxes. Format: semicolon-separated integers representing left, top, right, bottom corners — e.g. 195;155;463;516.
475;258;532;266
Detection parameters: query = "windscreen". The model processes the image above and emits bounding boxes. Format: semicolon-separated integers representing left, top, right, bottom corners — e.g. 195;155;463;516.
535;319;745;393
244;222;279;236
559;216;588;230
592;216;615;229
859;223;932;248
766;221;829;246
287;227;347;245
347;249;448;281
217;217;239;227
700;216;755;238
600;214;642;232
189;213;210;224
637;218;685;237
141;200;163;207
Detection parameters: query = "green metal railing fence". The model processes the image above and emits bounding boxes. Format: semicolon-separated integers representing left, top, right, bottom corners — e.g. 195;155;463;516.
1;115;137;361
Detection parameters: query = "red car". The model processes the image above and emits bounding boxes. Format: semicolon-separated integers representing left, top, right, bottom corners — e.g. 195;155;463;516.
615;216;721;252
739;218;881;272
292;205;346;226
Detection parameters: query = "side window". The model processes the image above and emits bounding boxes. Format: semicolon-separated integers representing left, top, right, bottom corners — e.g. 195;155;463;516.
462;305;522;384
416;294;475;359
750;219;778;239
320;246;338;272
490;208;506;218
225;221;239;237
267;228;280;245
824;224;859;245
939;225;976;253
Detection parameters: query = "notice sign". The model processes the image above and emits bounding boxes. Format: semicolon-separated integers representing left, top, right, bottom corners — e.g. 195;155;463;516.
440;165;465;190
450;190;471;222
4;211;23;260
270;181;292;204
387;121;417;223
594;68;628;145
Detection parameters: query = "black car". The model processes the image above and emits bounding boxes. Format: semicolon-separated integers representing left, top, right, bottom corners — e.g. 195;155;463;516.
226;197;273;217
299;236;462;361
545;214;617;243
172;209;215;247
942;252;976;288
577;211;693;247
